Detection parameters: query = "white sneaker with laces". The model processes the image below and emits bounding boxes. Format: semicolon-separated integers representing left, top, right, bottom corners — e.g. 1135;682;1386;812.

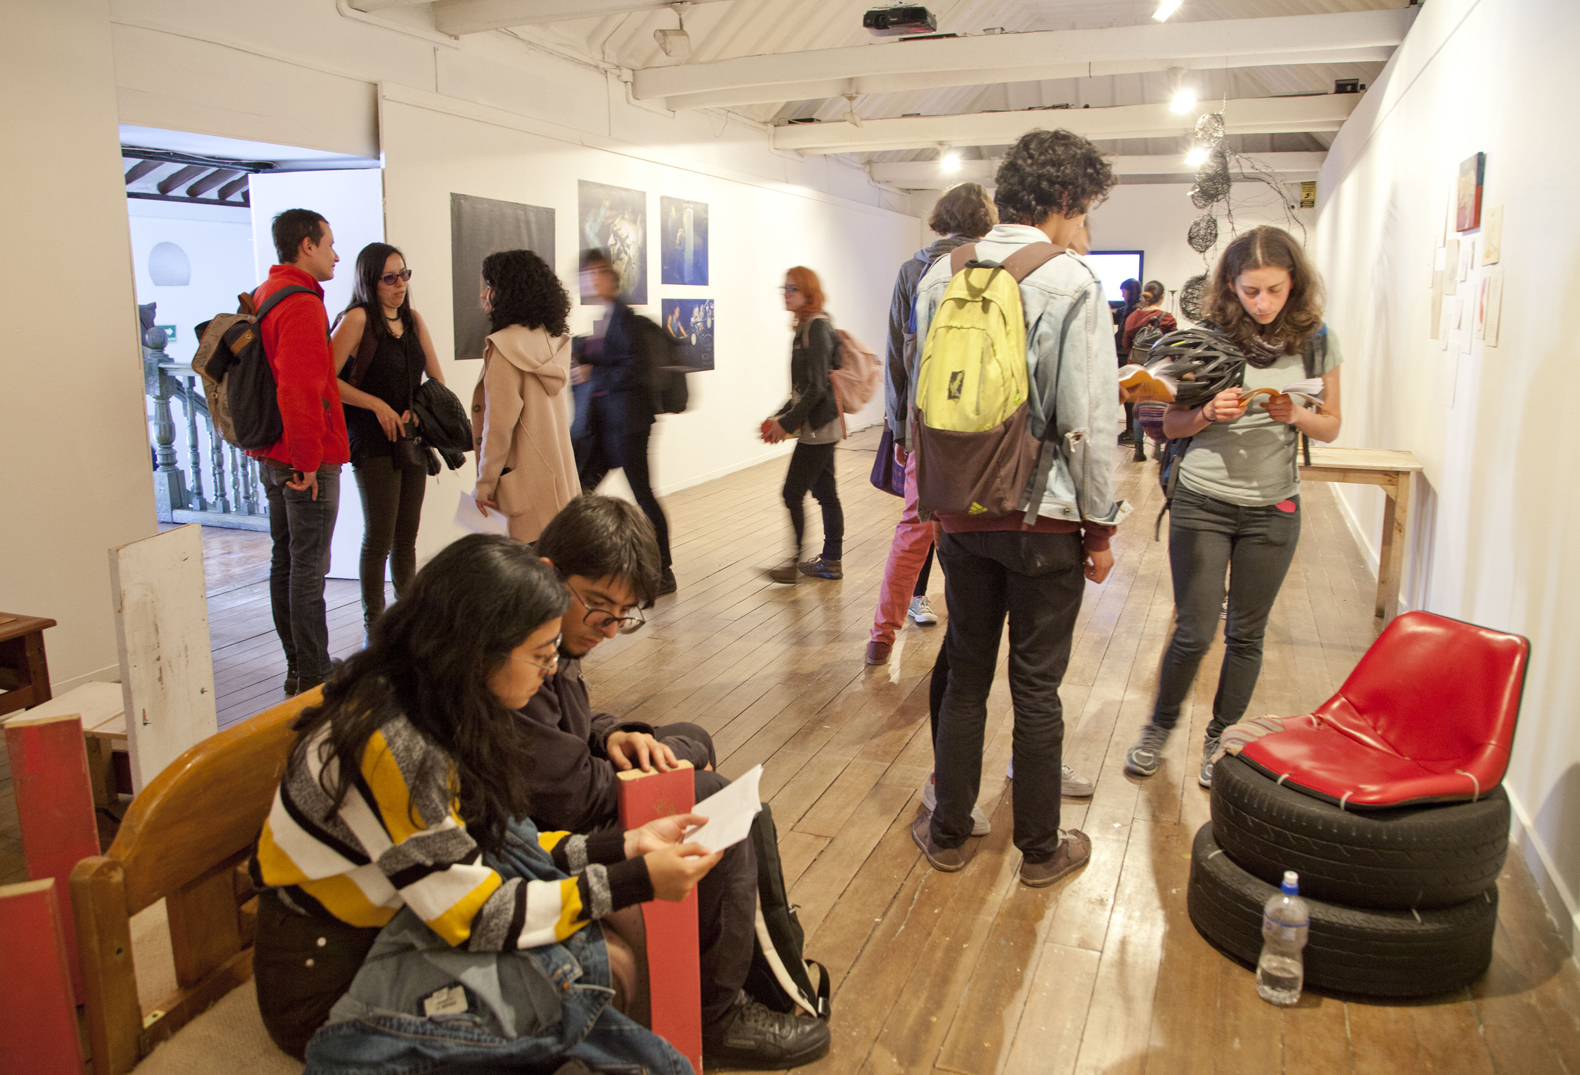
920;773;990;836
908;595;939;625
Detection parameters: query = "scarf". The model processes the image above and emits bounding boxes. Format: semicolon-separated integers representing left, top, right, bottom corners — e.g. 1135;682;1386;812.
1243;333;1287;370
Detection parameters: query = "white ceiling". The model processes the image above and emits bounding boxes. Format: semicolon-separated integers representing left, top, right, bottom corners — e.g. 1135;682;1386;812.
351;0;1412;180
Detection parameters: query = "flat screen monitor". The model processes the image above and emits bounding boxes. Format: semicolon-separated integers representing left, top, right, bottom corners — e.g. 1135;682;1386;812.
1083;250;1145;304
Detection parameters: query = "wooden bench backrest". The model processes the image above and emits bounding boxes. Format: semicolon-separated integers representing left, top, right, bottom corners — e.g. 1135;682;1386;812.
70;689;319;1075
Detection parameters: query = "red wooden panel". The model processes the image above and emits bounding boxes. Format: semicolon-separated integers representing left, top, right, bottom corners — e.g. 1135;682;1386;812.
0;879;87;1074
618;767;704;1074
5;713;100;1002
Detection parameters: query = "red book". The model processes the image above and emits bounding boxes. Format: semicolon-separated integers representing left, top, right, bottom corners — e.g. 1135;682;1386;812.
618;764;703;1074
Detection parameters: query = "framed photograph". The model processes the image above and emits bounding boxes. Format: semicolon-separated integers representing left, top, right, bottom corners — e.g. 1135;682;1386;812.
660;196;709;286
662;298;715;371
1456;152;1485;233
579;181;647;305
450;193;555;361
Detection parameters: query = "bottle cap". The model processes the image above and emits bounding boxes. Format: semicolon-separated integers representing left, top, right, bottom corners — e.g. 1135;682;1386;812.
1281;870;1299;895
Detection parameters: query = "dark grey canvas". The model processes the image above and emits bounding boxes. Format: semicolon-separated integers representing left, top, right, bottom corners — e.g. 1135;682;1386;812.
449;193;555;361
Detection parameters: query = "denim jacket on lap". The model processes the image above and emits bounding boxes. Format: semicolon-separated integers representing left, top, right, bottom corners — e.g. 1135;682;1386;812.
912;223;1131;530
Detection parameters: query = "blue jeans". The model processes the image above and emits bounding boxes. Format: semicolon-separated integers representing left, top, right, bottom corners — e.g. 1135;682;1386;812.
1150;485;1302;739
262;465;340;680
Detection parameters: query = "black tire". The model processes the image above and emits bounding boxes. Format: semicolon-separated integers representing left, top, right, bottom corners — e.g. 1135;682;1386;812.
1211;753;1509;910
1187;823;1497;998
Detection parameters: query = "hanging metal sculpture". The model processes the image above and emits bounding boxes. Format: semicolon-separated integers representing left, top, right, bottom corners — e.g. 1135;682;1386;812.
1179;273;1210;322
1188;213;1219;253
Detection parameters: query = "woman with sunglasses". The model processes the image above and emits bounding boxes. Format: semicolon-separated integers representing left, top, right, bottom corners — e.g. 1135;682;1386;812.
252;534;718;1070
761;266;845;584
331;244;445;633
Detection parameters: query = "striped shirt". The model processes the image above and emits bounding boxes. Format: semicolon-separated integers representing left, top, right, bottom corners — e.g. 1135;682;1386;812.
254;715;650;950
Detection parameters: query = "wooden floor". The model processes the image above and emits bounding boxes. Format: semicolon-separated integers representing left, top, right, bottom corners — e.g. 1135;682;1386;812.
7;428;1580;1073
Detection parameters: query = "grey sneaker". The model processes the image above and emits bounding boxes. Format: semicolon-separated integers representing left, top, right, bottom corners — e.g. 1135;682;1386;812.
911;812;972;872
1061;765;1095;798
1019;829;1092;888
1199;737;1220;788
799;556;843;580
921;773;990;836
1124;724;1170;777
908;595;939;625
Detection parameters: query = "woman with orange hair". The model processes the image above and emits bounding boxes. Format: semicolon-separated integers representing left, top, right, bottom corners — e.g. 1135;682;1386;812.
761;266;845;584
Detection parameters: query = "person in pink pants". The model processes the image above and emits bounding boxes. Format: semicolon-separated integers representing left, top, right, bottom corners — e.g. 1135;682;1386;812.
865;183;998;666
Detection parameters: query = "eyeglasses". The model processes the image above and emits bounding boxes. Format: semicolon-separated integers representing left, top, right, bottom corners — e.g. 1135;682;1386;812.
781;285;799;294
569;584;646;634
511;635;562;675
379;269;413;286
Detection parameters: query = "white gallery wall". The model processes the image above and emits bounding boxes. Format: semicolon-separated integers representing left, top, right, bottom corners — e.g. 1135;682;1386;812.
380;87;916;566
1316;0;1580;947
0;0;160;689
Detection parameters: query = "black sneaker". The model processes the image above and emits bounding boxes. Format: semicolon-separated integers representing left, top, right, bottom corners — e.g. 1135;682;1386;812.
282;667;298;696
658;568;677;596
703;992;830;1070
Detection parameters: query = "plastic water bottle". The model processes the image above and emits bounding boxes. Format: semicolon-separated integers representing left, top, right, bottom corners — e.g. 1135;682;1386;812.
1256;870;1310;1005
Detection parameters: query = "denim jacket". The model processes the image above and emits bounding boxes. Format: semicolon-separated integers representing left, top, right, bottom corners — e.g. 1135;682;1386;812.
912;224;1131;529
303;818;691;1075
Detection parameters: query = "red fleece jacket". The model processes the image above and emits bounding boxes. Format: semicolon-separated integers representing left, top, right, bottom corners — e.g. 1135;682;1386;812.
246;265;349;474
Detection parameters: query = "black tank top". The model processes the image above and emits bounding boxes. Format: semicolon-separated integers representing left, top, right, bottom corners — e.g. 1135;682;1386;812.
344;323;425;461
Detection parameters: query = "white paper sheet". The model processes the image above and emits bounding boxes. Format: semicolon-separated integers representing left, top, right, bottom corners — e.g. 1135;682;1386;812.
455;490;510;536
686;764;763;853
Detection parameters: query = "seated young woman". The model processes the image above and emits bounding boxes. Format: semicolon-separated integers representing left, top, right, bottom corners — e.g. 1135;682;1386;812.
250;534;718;1073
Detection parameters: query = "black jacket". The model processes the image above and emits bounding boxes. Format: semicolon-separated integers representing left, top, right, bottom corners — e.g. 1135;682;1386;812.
773;316;839;435
410;378;472;471
583;303;655;429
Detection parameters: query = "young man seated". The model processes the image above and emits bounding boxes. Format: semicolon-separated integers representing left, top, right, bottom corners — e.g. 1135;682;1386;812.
519;494;830;1070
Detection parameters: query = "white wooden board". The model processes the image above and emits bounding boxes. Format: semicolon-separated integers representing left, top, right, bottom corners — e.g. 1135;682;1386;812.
0;680;125;729
108;524;217;792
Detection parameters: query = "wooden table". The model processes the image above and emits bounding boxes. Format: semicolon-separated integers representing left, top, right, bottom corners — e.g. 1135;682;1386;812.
1299;446;1424;630
0;613;56;718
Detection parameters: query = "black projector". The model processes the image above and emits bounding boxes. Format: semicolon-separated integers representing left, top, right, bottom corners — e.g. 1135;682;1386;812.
864;6;937;36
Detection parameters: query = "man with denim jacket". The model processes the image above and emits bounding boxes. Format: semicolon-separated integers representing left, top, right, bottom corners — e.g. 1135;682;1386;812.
909;129;1131;888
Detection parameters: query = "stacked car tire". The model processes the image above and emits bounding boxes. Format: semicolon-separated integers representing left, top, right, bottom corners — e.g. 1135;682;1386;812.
1187;754;1506;997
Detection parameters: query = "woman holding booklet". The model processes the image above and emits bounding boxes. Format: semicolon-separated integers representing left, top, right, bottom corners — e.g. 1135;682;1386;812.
1123;226;1343;789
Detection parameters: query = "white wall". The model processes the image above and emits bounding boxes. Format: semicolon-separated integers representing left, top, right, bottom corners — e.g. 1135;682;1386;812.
0;0;159;690
128;199;255;365
248;167;387;581
379;88;917;565
1315;0;1580;949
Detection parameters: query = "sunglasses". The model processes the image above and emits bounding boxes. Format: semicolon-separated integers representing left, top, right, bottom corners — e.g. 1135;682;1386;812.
379;268;413;286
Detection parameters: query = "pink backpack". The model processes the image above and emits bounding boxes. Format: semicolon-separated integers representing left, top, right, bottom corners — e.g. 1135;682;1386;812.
813;315;878;414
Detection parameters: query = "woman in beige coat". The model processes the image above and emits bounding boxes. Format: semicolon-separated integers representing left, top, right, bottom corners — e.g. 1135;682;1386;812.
472;249;579;542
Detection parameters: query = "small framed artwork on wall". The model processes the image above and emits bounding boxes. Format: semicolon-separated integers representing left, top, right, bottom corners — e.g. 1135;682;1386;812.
1456;152;1485;232
663;298;714;371
660;197;708;285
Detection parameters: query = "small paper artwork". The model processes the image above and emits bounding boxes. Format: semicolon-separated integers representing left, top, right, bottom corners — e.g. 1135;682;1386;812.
1456;152;1485;232
1459;240;1473;282
1430;270;1443;338
1484;266;1504;347
1444;239;1459;296
1475;276;1489;340
1482;206;1503;265
1452;297;1465;332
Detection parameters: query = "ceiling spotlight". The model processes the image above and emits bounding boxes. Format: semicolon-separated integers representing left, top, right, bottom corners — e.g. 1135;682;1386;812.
1170;89;1197;114
655;3;691;60
1153;0;1183;21
941;151;961;172
1185;146;1208;167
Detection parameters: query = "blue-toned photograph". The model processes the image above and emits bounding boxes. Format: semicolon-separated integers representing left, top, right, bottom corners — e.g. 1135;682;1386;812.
660;196;708;286
662;298;714;371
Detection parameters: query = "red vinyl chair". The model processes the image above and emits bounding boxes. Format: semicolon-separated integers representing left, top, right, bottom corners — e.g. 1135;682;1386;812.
1238;611;1529;808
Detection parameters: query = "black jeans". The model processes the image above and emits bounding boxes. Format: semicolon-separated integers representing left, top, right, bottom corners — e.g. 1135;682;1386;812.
352;459;426;629
581;401;672;571
781;440;843;560
261;465;340;680
931;529;1086;862
915;544;934;596
1150;486;1302;740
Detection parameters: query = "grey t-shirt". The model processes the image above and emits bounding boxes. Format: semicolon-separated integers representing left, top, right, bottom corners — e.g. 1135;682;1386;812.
1178;330;1343;507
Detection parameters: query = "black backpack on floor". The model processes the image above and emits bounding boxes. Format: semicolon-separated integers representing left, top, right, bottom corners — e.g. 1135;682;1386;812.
744;805;831;1021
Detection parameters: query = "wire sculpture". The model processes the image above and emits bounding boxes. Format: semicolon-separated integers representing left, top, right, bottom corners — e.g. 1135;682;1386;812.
1188;213;1219;253
1179;273;1210;322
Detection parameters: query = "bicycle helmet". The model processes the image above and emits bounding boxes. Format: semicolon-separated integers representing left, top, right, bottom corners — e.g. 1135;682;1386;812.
1147;327;1247;408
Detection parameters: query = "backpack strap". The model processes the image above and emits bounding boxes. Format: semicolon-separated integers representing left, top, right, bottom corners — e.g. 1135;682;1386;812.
948;243;978;276
254;284;315;321
948;241;1064;281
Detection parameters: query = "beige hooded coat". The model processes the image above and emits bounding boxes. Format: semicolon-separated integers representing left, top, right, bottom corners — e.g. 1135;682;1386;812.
472;324;579;542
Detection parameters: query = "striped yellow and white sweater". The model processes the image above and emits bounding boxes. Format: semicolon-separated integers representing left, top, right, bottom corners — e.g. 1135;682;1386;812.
254;715;652;950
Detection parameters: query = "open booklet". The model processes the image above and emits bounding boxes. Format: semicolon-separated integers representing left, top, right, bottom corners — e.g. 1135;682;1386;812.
1240;377;1324;406
684;764;763;853
1117;361;1181;403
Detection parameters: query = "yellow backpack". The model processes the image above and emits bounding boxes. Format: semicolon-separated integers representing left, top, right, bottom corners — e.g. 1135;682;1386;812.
913;242;1063;518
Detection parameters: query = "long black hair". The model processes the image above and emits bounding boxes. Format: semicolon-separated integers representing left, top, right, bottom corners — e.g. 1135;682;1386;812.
340;242;414;342
483;249;570;337
287;535;570;854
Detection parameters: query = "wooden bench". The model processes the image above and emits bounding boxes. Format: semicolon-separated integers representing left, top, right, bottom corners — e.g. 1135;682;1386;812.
0;612;57;718
70;690;316;1074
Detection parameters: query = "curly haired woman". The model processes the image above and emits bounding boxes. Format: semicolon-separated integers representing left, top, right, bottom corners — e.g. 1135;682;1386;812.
1124;226;1344;789
472;249;580;542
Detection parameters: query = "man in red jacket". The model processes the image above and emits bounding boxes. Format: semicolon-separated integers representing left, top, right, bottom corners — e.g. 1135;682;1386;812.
249;208;349;695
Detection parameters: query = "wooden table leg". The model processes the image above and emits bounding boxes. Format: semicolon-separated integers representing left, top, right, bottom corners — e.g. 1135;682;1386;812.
1374;471;1411;630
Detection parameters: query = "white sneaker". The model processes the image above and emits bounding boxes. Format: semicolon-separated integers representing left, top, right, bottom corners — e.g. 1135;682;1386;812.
920;773;990;836
908;595;939;625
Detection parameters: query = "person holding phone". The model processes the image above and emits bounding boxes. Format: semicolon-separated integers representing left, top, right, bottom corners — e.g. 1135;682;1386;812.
1124;227;1343;789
